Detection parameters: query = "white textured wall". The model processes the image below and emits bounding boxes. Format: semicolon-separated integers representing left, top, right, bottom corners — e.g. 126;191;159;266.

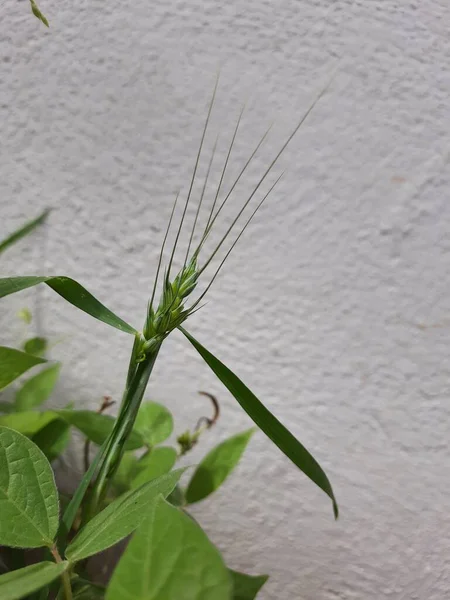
1;1;450;598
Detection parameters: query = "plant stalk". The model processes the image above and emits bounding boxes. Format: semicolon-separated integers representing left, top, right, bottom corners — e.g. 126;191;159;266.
50;545;72;600
84;343;161;521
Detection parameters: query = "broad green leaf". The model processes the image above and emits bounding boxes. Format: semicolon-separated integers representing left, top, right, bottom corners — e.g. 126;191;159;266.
230;570;268;600
131;446;177;489
0;347;46;391
106;497;232;600
57;410;144;450
15;363;61;412
30;0;49;26
0;277;137;335
0;411;57;436
0;209;49;256
0;561;68;600
134;401;173;446
0;427;59;547
113;452;139;493
72;577;105;599
0;401;14;414
32;419;71;462
23;337;48;357
181;328;338;518
186;428;255;504
65;468;184;562
167;484;186;507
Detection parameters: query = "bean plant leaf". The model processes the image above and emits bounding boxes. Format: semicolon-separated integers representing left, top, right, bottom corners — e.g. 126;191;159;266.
131;447;177;490
0;346;46;391
32;419;71;462
0;427;59;547
57;410;144;450
0;209;49;256
113;452;139;493
185;428;255;504
134;402;173;446
0;401;14;414
0;561;68;600
65;468;184;562
106;497;232;600
15;363;61;412
0;411;57;436
167;484;186;507
23;337;48;357
72;576;105;599
30;0;49;26
229;570;269;600
180;328;338;518
0;277;137;335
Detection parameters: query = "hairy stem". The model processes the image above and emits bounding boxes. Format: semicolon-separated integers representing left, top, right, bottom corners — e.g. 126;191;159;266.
50;545;72;600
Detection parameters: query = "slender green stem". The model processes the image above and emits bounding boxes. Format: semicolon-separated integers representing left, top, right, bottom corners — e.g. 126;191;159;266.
84;345;161;520
50;545;72;600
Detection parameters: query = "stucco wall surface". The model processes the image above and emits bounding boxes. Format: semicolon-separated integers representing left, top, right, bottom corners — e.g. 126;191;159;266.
1;1;450;598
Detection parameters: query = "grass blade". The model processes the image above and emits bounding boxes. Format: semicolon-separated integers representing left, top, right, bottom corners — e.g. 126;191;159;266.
0;209;49;256
0;276;137;335
180;327;338;518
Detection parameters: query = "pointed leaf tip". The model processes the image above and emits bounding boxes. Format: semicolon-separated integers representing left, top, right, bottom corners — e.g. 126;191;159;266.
180;327;338;517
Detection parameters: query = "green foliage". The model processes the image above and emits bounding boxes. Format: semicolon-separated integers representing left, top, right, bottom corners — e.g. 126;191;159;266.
0;401;14;414
0;427;59;548
32;419;71;462
230;570;269;600
0;347;46;391
57;410;144;450
181;328;339;518
106;497;232;600
15;363;61;412
0;411;57;436
186;428;255;504
134;401;173;446
0;209;49;257
30;0;49;27
0;277;137;335
0;562;68;600
23;336;48;357
72;577;105;599
131;446;177;489
65;469;184;562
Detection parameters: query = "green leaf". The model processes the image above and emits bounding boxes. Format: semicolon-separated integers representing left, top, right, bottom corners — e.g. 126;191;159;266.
113;452;139;493
0;561;68;600
15;363;61;412
65;468;184;562
0;209;49;257
185;428;255;504
180;328;339;518
72;577;105;599
32;419;71;462
167;484;186;507
106;497;232;600
0;347;46;391
0;277;137;335
134;401;173;446
0;401;14;414
30;0;49;26
17;308;32;325
23;337;48;357
57;410;144;451
0;411;57;436
130;446;177;489
0;427;59;547
230;570;268;600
